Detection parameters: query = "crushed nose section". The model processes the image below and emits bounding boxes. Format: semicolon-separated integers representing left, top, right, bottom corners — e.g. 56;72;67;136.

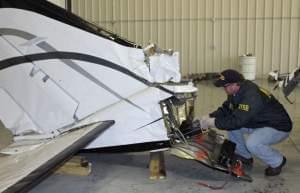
161;93;252;182
170;129;252;182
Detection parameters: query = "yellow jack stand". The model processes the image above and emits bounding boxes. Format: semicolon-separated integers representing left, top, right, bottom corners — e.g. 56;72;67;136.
149;149;167;180
55;156;92;176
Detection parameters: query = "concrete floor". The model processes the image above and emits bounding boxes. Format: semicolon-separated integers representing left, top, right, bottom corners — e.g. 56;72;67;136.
23;80;300;193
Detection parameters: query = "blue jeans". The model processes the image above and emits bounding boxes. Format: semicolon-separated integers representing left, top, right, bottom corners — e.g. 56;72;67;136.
228;127;289;168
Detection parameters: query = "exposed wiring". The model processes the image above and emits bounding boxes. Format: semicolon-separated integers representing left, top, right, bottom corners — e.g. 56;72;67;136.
197;175;230;190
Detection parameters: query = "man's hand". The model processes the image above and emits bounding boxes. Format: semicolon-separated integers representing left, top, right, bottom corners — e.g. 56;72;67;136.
200;117;216;129
194;114;210;123
200;115;210;120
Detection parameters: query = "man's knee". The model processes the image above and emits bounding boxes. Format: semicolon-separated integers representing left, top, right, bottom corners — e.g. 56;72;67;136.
245;138;259;153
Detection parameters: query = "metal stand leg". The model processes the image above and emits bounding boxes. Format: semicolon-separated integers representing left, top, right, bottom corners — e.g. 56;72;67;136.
149;150;166;180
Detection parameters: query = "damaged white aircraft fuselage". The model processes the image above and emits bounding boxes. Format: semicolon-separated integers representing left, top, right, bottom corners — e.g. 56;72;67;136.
0;2;196;151
0;1;198;192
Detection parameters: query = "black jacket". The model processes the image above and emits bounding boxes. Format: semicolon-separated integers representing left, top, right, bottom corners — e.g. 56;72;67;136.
210;80;292;132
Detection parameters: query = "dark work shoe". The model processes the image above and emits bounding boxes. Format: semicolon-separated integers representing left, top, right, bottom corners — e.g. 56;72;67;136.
232;154;254;166
265;156;286;176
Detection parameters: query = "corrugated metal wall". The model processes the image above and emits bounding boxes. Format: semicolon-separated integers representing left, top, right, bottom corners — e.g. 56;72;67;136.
48;0;65;8
71;0;300;77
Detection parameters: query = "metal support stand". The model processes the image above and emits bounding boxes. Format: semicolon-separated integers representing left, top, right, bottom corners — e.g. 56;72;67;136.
149;150;167;180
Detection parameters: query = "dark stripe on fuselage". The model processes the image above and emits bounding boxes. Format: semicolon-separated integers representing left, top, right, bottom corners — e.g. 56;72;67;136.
0;27;174;95
0;51;174;95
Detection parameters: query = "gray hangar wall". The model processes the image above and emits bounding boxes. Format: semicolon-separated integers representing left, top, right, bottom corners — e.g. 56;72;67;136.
51;0;300;78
